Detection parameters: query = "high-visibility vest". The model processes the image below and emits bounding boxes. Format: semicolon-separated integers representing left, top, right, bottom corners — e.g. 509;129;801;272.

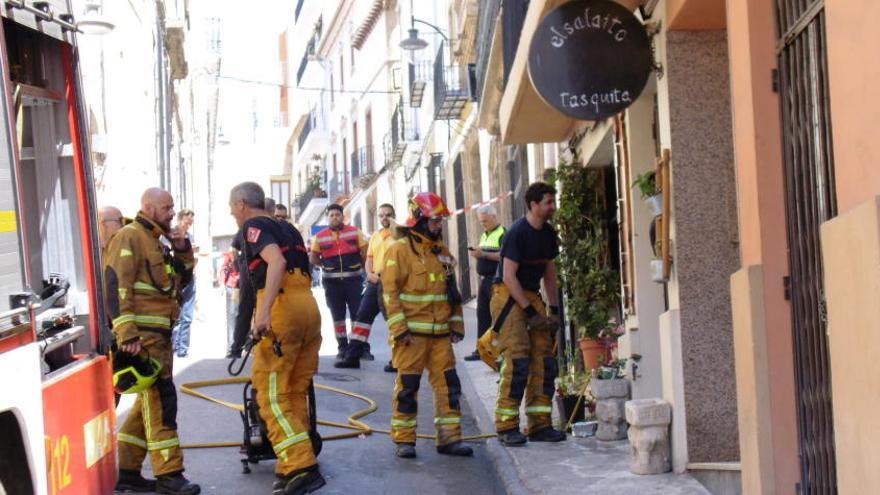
477;225;506;276
314;225;363;275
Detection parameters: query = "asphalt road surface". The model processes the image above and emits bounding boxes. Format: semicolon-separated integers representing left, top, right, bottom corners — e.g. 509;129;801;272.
119;284;504;495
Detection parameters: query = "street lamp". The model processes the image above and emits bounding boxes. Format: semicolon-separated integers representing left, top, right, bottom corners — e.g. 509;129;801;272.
398;0;448;56
399;28;429;52
76;1;114;36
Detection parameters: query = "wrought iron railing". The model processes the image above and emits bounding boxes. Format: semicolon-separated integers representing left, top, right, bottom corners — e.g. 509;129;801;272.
296;184;327;213
433;43;470;120
297;109;317;151
296;38;314;84
350;145;375;183
409;61;431;107
326;176;342;200
390;98;419;163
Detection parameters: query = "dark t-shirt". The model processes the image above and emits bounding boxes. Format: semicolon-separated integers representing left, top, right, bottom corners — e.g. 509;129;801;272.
241;216;310;290
494;217;559;292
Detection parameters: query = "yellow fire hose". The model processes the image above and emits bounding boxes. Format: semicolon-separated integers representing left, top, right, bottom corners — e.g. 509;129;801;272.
178;376;496;450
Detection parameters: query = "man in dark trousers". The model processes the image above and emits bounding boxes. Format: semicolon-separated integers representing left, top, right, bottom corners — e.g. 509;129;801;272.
309;204;367;358
335;203;396;368
464;204;506;361
491;182;567;446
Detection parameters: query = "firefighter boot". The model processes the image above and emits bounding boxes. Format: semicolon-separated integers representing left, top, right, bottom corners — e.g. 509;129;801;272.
336;338;349;359
115;469;157;492
272;469;326;495
395;443;416;458
498;429;528;447
528;427;567;442
155;473;201;495
436;441;473;457
362;342;375;361
334;340;365;368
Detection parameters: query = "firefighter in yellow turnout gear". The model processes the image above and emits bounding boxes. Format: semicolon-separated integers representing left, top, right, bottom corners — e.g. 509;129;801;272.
104;188;200;494
229;182;326;495
382;192;473;459
490;182;567;446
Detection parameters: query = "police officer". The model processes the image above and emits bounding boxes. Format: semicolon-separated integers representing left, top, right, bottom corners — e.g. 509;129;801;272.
309;204;368;358
382;192;472;459
105;188;200;494
335;203;396;368
230;182;326;495
491;182;567;446
464;204;506;362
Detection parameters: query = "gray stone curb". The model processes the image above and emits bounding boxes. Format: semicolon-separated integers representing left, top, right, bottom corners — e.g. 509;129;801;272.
458;358;531;495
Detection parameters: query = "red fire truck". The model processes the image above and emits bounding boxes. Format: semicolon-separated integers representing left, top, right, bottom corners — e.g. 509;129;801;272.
0;2;116;494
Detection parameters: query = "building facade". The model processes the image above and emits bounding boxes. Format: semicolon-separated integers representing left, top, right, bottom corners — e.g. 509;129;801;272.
473;0;880;494
477;0;739;491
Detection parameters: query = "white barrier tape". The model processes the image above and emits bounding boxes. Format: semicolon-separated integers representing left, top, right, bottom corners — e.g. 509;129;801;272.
450;191;513;217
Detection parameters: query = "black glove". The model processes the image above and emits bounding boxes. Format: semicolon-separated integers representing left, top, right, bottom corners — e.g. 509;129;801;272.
524;304;552;331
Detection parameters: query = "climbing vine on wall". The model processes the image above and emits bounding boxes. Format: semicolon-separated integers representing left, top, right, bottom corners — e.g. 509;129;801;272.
555;154;620;341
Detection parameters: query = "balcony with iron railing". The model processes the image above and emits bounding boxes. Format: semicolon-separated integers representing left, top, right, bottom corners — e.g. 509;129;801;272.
409;61;432;108
433;42;471;120
389;98;419;164
296;183;330;230
296;38;314;85
295;108;330;165
350;145;375;186
295;183;327;213
326;176;343;200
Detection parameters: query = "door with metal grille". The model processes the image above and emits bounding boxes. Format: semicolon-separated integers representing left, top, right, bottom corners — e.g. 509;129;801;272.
775;1;837;493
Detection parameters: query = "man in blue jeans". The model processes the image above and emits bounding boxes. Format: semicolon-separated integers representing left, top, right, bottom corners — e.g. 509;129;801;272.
172;209;197;357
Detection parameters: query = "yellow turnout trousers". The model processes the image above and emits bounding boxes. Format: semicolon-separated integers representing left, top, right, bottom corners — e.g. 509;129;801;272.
391;335;463;446
118;333;184;476
490;284;556;434
252;271;322;476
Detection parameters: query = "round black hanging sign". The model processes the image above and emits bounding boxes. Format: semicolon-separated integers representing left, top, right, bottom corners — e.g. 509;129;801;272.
528;0;653;121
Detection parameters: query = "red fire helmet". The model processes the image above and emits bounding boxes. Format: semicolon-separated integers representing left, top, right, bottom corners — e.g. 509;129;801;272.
407;192;451;227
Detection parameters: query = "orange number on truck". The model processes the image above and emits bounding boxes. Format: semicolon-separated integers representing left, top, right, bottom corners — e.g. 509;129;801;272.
47;435;72;494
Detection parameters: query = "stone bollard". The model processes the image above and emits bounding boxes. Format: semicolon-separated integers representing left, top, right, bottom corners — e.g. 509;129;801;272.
625;399;672;475
589;378;630;441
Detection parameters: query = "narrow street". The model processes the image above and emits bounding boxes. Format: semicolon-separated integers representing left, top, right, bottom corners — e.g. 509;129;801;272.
118;276;504;495
4;1;875;494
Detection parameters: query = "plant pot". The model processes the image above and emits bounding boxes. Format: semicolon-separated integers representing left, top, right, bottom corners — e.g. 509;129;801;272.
578;338;606;371
650;259;667;283
560;395;585;426
645;194;662;217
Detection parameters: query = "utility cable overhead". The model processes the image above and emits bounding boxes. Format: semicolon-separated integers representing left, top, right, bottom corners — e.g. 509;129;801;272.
215;74;402;95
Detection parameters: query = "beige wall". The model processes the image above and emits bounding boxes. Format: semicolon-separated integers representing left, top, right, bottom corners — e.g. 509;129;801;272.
821;3;880;488
825;0;880;213
726;0;799;492
821;196;880;494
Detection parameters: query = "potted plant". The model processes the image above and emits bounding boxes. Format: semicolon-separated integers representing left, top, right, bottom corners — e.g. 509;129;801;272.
555;157;621;371
556;345;591;429
632;171;662;217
